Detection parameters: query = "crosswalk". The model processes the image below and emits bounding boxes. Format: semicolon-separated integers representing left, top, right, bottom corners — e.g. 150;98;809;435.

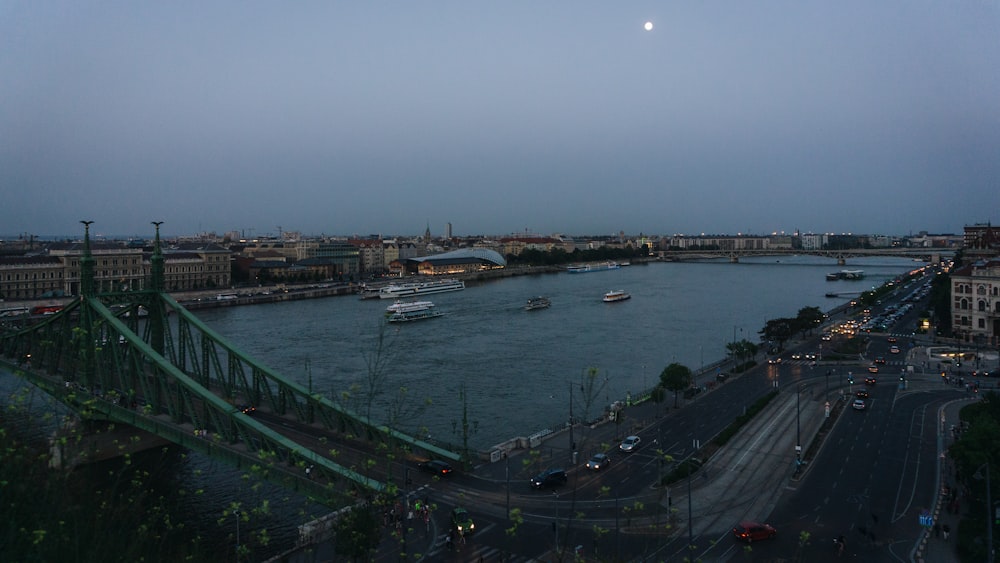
424;530;538;562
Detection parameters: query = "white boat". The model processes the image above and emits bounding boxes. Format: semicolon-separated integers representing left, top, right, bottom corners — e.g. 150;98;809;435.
524;296;551;311
386;300;435;315
378;278;465;299
566;261;620;273
602;290;631;303
387;308;444;323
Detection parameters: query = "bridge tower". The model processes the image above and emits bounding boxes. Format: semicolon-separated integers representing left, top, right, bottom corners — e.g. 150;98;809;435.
149;221;166;355
78;220;96;387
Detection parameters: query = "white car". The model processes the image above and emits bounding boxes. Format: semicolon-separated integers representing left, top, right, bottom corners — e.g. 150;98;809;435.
619;435;641;453
586;453;611;470
852;398;867;411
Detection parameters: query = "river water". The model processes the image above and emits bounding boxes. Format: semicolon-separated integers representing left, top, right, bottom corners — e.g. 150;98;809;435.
0;254;923;559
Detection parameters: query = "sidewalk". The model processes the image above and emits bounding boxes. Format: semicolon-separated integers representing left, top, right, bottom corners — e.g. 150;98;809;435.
911;394;974;563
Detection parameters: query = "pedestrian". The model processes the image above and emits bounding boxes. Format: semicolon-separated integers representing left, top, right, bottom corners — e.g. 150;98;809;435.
943;524;950;540
934;523;941;538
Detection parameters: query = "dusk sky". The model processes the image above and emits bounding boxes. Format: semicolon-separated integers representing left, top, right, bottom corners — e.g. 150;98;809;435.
2;2;998;239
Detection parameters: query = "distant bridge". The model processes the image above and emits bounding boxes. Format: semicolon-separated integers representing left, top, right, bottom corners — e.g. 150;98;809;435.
657;247;947;265
0;223;460;507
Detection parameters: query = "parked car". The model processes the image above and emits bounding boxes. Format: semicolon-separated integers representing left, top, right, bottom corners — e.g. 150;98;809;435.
418;459;453;477
585;453;611;471
451;507;475;534
619;435;641;453
530;468;567;489
732;521;777;543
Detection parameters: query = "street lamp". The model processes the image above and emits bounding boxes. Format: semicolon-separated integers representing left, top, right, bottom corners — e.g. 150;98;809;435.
975;462;994;563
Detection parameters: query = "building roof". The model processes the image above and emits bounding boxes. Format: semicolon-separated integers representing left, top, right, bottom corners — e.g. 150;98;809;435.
410;248;506;267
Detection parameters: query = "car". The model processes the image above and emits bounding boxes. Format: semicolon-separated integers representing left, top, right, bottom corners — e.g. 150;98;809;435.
805;353;817;361
853;398;867;410
732;521;777;543
868;365;879;373
887;336;898;343
791;353;802;360
619;435;641;453
418;459;453;477
586;453;611;471
238;404;256;415
821;333;832;341
874;356;886;365
865;376;877;385
856;389;869;399
716;372;729;382
890;345;901;354
767;357;782;364
530;468;567;489
451;507;475;535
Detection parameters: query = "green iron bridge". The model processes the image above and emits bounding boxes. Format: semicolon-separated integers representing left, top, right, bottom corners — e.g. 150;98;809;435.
0;222;460;507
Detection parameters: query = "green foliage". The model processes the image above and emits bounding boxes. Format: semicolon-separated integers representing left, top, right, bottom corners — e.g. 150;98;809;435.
660;363;693;407
332;504;381;560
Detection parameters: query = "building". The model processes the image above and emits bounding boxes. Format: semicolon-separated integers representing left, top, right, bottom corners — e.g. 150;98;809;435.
950;258;1000;346
0;240;232;299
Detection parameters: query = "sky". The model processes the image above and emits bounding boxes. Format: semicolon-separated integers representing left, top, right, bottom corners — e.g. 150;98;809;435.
2;1;998;240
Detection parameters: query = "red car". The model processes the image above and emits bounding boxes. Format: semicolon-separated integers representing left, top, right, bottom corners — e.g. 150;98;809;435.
733;521;777;543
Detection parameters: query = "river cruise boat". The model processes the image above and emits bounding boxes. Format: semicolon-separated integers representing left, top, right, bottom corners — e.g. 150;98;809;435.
566;261;620;273
387;307;444;323
826;270;865;281
602;290;631;303
385;300;436;316
524;296;551;311
378;278;465;299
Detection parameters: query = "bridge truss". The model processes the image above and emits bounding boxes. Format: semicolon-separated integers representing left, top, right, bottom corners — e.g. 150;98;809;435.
0;223;459;506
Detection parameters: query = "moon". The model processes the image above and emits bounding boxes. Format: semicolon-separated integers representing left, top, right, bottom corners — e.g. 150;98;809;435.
644;21;653;31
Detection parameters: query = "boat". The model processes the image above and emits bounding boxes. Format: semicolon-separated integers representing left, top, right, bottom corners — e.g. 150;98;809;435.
524;297;551;311
386;308;444;323
566;261;620;273
378;278;465;299
602;290;631;303
358;284;385;300
826;270;865;281
386;300;435;315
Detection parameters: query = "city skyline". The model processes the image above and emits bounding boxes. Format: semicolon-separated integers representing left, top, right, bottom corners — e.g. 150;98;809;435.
3;2;998;238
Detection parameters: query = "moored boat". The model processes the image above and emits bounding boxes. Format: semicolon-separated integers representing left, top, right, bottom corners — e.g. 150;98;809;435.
602;290;631;303
378;278;465;299
525;297;551;311
567;261;620;273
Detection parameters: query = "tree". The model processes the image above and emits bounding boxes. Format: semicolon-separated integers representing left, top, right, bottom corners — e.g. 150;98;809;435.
332;504;381;561
659;363;693;408
796;306;825;334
